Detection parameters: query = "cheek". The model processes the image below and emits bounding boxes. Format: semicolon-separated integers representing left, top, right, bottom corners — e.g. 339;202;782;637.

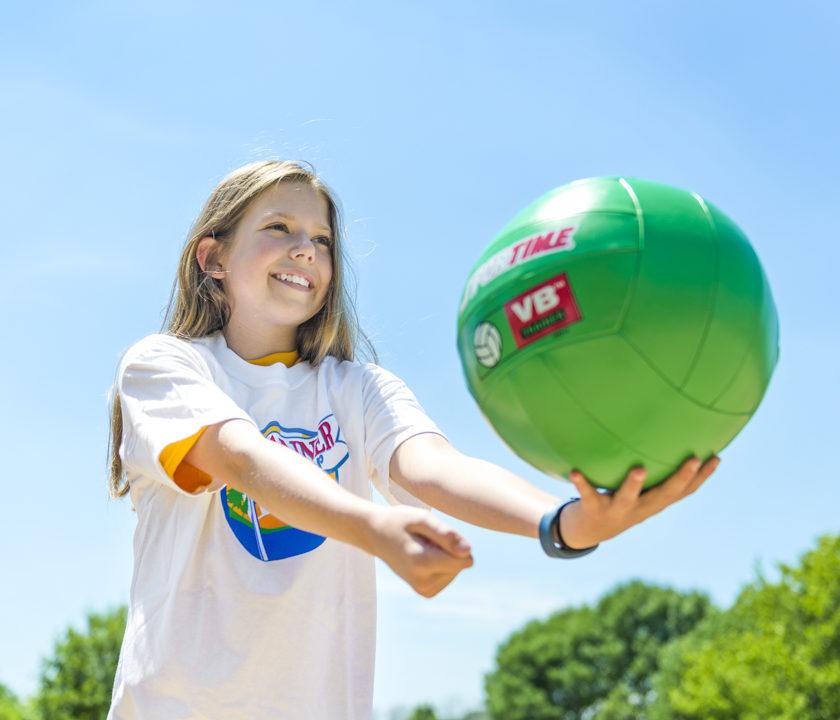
316;248;333;280
249;240;278;264
228;241;273;277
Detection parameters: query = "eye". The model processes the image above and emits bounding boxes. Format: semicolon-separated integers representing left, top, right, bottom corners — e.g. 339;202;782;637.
267;222;289;233
313;235;332;248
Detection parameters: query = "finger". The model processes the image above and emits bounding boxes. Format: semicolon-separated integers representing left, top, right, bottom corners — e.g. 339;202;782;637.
418;567;469;598
613;466;647;507
683;455;720;495
568;470;601;503
639;457;704;515
413;539;474;575
409;517;473;559
660;456;702;496
679;456;703;479
700;455;720;477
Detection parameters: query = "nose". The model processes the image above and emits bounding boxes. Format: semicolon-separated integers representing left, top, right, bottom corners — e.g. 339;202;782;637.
289;231;315;263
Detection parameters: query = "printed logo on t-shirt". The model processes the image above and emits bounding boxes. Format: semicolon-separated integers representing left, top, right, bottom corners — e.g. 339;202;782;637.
220;413;349;561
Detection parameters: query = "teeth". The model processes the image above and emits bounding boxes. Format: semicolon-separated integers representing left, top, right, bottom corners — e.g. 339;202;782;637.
276;273;311;288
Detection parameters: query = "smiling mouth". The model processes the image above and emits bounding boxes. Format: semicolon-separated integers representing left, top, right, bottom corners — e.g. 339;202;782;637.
272;272;312;289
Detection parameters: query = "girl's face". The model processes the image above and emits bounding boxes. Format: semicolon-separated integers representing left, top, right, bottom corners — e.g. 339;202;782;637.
209;182;334;357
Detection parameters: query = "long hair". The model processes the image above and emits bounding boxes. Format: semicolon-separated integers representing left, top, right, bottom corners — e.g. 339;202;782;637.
108;160;374;498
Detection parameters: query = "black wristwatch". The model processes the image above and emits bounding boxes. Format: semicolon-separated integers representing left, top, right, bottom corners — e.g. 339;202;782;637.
538;499;599;558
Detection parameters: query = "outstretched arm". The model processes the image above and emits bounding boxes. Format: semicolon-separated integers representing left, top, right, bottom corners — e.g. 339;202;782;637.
389;433;720;550
184;419;473;596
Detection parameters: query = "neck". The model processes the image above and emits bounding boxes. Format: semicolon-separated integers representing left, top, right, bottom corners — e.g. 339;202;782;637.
222;320;297;361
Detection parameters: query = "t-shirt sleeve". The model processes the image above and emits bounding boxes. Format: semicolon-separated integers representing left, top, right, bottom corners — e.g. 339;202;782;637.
361;364;446;506
118;335;257;495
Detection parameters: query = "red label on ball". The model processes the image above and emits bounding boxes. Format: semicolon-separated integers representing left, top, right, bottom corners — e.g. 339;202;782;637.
504;273;582;348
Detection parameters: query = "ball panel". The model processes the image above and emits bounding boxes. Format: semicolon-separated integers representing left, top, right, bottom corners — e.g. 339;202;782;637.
711;270;780;414
458;209;640;328
618;179;719;388
683;203;780;411
479;348;664;489
459;177;643;326
505;177;638;231
478;360;583;480
478;333;750;489
538;333;748;484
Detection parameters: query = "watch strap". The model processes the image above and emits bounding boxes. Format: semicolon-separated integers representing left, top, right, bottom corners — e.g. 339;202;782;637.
539;499;599;558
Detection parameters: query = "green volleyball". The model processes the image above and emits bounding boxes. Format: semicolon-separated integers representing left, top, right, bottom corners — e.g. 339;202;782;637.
457;177;779;490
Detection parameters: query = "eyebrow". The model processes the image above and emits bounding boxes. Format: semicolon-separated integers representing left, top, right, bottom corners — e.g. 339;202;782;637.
263;212;332;237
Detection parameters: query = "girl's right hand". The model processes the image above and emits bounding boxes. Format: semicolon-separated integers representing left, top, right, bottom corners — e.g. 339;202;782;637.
561;455;720;549
370;506;474;598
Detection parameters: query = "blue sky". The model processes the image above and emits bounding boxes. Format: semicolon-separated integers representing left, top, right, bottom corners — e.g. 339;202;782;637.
0;2;837;716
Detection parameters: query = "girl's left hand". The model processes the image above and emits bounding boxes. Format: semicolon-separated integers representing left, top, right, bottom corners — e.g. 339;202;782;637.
559;456;721;550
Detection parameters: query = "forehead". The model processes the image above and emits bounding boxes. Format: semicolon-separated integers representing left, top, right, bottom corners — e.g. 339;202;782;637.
246;182;332;232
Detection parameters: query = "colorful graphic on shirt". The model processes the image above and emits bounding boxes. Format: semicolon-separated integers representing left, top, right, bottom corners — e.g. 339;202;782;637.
221;413;349;561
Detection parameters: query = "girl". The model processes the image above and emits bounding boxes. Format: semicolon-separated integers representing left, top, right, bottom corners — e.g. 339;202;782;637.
107;160;718;719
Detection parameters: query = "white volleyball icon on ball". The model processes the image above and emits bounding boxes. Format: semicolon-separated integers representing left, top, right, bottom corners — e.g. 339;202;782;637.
474;322;502;368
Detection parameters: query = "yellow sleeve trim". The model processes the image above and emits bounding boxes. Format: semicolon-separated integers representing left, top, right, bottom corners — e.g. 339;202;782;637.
159;427;213;494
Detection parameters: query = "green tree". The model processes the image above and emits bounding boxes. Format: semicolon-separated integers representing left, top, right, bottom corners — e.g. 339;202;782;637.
406;704;439;720
34;606;126;720
0;683;26;720
650;534;840;720
484;581;713;720
403;705;488;720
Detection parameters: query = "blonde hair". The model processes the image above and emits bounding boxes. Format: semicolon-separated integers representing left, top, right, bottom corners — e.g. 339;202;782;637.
108;160;374;498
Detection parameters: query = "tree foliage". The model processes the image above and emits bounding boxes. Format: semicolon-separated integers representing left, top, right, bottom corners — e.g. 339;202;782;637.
650;534;840;719
0;683;28;720
406;704;439;720
403;704;488;720
33;606;126;720
484;581;712;720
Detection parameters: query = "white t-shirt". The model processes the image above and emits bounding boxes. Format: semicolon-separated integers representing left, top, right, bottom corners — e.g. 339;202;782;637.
108;333;443;720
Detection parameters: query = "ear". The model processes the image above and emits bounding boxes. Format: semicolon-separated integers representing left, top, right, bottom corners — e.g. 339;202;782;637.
196;236;226;278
